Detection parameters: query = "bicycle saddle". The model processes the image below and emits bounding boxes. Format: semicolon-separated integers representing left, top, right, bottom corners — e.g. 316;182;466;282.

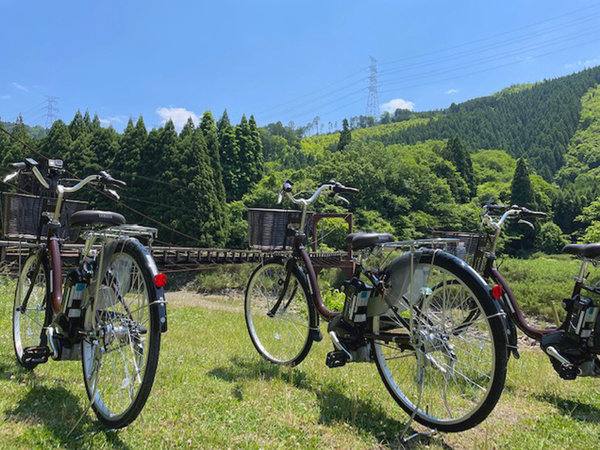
562;243;600;258
70;210;126;228
346;232;395;251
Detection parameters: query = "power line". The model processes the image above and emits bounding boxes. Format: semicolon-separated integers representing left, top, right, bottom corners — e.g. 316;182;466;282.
377;26;600;91
378;13;600;80
379;3;600;68
297;34;600;124
288;29;600;124
258;6;600;125
255;67;368;118
378;34;600;96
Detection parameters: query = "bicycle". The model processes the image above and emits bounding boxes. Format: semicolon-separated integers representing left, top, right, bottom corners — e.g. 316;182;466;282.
481;203;600;380
8;157;168;428
244;179;508;432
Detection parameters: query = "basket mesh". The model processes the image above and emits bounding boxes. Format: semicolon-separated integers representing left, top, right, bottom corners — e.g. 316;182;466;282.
432;231;489;273
2;193;87;242
248;208;313;250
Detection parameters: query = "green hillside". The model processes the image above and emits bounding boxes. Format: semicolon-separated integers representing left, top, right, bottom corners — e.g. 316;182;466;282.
0;120;47;140
286;66;600;181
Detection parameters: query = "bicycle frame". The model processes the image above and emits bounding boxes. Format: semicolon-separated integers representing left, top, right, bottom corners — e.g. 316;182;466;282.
483;257;556;341
293;234;340;320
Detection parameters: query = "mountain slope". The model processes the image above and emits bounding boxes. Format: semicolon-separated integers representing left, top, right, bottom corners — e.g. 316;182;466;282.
297;66;600;181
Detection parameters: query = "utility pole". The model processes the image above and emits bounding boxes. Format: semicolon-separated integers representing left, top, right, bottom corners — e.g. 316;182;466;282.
366;56;380;118
44;95;59;128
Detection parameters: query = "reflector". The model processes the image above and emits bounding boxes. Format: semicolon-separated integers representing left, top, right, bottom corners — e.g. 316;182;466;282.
154;273;167;288
491;284;503;299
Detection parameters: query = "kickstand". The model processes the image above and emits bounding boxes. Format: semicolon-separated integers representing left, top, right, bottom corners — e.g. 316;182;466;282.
402;429;437;445
67;344;102;438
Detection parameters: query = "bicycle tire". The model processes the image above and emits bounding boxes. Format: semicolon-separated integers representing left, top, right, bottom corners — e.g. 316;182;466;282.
245;258;316;366
13;252;50;370
372;250;507;432
82;239;161;428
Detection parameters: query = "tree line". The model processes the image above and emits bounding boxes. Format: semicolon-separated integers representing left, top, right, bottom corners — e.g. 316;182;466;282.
0;110;263;247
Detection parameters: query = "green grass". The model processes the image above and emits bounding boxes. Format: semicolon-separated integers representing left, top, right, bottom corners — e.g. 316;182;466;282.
1;279;600;448
498;254;588;320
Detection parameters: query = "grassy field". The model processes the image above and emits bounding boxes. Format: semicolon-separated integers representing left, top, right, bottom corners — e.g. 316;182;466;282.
0;281;600;448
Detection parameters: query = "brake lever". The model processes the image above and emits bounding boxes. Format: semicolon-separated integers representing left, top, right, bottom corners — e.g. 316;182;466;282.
518;219;534;229
106;188;120;201
335;194;349;205
3;171;19;183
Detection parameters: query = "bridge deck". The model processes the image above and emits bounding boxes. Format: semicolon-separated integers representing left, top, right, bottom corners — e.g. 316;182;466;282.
0;240;352;274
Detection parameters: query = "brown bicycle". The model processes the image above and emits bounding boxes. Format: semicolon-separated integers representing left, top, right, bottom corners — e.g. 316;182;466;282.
481;203;600;380
244;180;508;432
8;157;168;428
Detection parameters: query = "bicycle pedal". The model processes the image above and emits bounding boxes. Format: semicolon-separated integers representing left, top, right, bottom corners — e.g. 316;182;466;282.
326;350;348;368
22;346;51;365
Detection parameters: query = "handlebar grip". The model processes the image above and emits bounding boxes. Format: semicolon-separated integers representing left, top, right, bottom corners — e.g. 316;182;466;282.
99;171;127;189
520;208;547;218
10;162;26;170
333;182;359;195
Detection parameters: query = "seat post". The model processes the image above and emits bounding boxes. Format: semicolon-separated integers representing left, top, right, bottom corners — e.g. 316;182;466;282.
576;259;589;283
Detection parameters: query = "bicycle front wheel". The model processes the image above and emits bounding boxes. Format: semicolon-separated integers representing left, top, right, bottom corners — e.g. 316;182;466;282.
372;250;507;432
245;259;315;366
13;253;49;369
82;239;161;428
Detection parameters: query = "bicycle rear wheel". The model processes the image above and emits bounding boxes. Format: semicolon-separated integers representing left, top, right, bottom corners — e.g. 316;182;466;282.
245;259;315;366
372;250;507;432
13;252;49;369
82;239;161;428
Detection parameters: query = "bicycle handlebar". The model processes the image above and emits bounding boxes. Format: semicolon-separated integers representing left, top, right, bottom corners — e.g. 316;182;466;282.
482;203;547;231
4;158;126;196
278;179;359;208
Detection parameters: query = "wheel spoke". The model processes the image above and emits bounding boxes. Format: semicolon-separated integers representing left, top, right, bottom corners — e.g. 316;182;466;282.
245;262;311;365
372;256;505;431
82;246;157;425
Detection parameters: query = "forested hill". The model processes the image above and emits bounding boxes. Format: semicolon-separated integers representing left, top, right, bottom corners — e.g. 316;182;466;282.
291;66;600;181
0;120;46;140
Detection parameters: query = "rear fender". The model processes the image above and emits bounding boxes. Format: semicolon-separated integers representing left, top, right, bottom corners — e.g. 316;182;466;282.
96;238;168;333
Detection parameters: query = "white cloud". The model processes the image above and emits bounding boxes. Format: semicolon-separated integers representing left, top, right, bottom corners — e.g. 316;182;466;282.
156;107;198;130
0;94;10;100
380;98;415;113
564;57;600;69
11;82;29;93
99;115;128;127
445;89;459;95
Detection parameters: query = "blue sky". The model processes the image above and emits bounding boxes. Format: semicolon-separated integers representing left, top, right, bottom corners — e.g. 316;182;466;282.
2;0;600;132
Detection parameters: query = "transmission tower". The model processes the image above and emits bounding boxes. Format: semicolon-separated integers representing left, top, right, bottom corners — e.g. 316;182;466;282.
44;95;59;128
366;56;380;117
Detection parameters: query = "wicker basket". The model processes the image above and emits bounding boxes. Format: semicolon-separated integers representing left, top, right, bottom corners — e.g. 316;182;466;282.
2;193;88;242
432;231;490;273
247;208;313;250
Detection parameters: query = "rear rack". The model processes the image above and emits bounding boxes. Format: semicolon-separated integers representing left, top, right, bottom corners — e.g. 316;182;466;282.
380;238;460;250
83;225;158;243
